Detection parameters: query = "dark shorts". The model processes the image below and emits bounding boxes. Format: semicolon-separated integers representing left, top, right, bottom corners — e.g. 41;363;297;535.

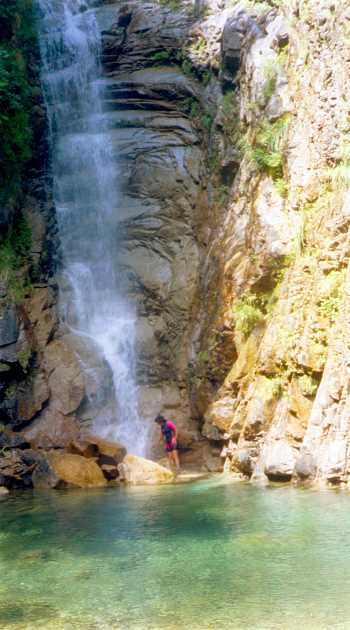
165;441;177;453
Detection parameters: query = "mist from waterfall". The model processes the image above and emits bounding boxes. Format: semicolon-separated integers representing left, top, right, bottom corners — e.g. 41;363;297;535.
36;0;148;455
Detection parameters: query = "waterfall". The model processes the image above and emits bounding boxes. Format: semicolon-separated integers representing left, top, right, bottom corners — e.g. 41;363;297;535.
36;0;148;455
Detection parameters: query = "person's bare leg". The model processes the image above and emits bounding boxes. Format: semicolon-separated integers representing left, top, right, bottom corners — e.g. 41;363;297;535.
173;449;180;472
167;452;173;470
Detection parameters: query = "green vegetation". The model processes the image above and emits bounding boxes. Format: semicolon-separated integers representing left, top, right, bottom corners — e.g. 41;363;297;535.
233;255;295;337
150;50;173;64
250;116;289;179
262;61;278;102
262;49;288;103
326;143;350;190
233;293;265;336
0;212;32;303
158;0;183;10
221;90;240;146
236;115;290;194
0;0;36;205
298;373;319;397
262;375;284;399
318;269;345;323
18;344;32;372
149;46;212;86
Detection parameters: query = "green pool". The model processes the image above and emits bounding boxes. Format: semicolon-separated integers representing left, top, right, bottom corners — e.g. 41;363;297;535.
1;476;350;629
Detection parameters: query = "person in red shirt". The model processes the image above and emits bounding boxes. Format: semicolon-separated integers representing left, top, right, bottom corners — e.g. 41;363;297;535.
155;414;180;472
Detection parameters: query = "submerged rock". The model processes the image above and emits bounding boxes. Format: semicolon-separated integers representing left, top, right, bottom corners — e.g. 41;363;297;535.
118;455;174;485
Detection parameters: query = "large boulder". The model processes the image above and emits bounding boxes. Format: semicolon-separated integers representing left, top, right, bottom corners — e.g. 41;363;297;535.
43;339;85;415
46;452;107;489
23;406;79;449
118;454;174;485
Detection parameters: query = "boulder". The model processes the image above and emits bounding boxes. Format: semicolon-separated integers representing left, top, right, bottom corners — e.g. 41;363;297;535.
203;396;238;435
294;452;317;480
23;406;79;449
31;453;61;489
263;441;297;482
118;454;174;485
47;452;107;488
17;371;50;425
71;435;126;467
43;339;85;415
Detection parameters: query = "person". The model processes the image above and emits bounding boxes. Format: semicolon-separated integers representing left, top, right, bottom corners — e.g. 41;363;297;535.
155;414;180;472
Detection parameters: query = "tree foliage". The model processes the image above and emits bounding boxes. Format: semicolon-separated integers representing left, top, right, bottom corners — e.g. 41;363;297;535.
0;0;36;203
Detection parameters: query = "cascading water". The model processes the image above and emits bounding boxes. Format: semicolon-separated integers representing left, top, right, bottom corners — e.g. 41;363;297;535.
36;0;148;455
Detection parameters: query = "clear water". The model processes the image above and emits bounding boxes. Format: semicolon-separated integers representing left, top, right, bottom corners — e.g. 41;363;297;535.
36;0;147;453
1;477;350;629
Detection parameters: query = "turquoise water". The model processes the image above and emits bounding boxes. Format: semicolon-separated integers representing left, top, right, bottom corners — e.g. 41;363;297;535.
1;477;350;629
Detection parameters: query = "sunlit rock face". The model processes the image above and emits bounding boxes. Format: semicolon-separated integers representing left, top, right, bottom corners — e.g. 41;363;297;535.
190;0;350;486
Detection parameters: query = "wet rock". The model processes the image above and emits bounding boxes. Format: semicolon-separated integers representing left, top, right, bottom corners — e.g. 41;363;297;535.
118;454;174;485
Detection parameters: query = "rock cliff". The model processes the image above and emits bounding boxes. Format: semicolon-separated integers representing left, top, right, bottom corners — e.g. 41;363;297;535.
2;0;350;487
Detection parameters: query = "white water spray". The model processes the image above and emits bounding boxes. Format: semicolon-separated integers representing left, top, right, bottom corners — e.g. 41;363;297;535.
37;0;148;455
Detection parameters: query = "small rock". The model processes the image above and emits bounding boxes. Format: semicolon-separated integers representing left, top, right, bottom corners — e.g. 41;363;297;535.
0;486;9;497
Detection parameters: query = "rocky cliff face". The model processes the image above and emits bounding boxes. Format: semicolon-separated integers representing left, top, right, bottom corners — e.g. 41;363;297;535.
3;0;350;486
188;0;350;486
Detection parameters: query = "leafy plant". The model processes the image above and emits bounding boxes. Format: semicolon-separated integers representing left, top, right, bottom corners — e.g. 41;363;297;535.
233;293;265;336
150;50;172;64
